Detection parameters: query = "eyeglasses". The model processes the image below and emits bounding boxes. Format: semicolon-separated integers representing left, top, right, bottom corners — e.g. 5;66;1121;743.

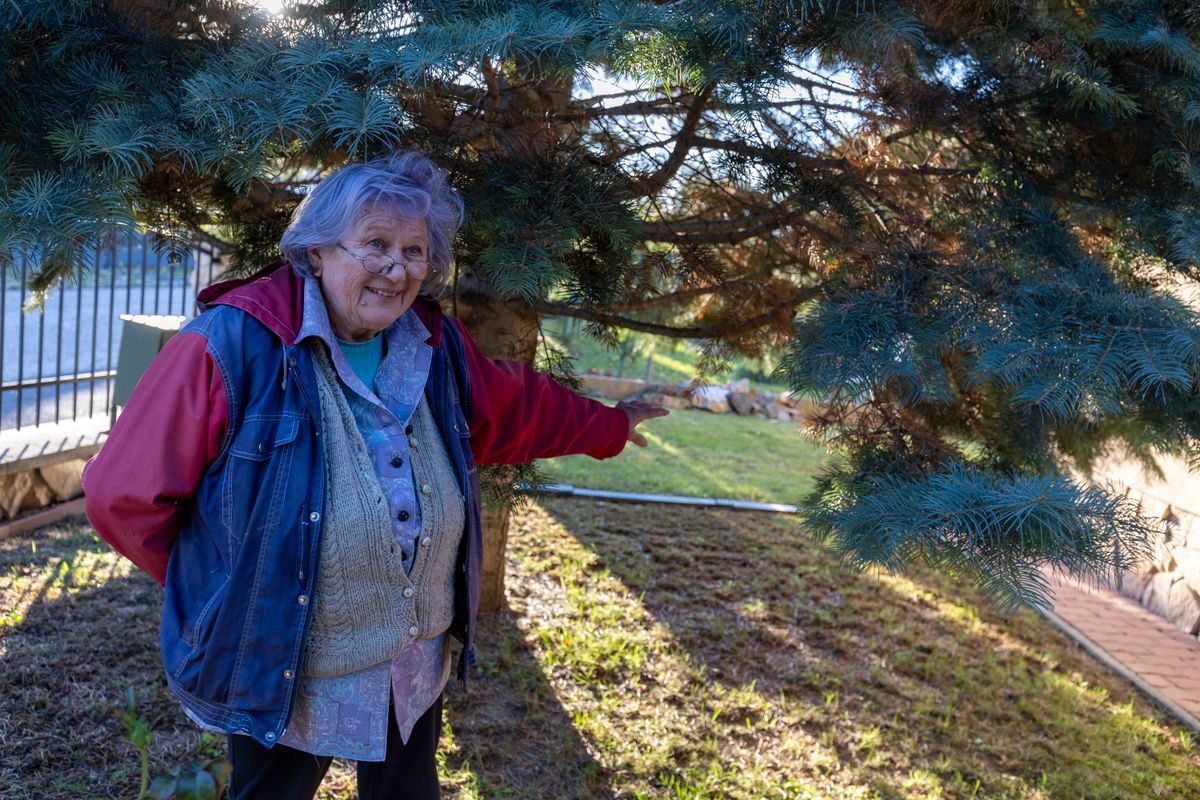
337;242;436;278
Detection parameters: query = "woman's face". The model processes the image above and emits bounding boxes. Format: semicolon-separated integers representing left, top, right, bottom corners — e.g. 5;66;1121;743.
308;211;429;342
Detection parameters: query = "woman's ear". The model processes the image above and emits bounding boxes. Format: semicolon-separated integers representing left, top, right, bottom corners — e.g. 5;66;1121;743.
308;247;323;277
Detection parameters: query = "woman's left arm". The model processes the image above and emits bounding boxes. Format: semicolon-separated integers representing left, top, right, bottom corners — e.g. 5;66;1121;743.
451;319;665;465
82;331;230;585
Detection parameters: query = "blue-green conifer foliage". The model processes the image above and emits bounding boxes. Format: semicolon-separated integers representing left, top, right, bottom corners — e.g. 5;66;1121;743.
5;0;1200;608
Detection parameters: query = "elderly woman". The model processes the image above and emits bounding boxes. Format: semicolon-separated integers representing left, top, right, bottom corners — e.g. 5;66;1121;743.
83;151;665;800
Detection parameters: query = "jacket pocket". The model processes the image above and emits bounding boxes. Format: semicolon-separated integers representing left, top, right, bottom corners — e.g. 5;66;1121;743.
181;570;232;653
229;414;301;461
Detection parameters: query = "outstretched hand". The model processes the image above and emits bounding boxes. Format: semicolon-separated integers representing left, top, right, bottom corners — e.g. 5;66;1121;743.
615;400;670;448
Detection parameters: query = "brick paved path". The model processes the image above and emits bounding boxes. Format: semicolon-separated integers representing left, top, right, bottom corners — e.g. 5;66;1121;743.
1046;574;1200;728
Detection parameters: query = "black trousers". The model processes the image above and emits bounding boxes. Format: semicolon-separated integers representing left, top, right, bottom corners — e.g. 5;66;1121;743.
226;694;443;800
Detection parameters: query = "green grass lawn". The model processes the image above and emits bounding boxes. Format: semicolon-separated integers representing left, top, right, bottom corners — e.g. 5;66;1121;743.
541;406;830;505
6;506;1197;799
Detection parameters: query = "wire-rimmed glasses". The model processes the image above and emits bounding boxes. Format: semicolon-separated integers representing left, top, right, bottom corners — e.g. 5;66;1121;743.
337;242;435;278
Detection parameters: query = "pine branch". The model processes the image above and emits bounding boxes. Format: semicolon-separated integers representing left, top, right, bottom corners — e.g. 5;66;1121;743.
529;287;818;339
622;84;714;199
638;209;834;246
602;281;757;312
805;460;1158;612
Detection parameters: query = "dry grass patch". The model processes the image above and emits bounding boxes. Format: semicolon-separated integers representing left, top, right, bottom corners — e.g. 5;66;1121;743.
2;503;1199;799
443;498;1200;799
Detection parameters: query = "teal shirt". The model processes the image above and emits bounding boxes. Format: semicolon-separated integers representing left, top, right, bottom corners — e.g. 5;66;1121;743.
336;334;384;391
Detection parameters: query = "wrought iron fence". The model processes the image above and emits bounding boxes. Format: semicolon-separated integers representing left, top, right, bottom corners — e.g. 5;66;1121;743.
1;232;226;432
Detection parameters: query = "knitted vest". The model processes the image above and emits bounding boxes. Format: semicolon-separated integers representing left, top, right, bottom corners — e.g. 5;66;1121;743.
302;344;465;678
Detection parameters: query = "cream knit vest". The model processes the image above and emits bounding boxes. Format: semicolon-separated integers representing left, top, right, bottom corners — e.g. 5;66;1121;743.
302;344;465;678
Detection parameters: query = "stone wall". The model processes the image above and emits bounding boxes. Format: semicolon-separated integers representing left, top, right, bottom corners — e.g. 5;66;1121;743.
578;374;818;420
0;459;87;521
1098;454;1200;636
577;374;670;401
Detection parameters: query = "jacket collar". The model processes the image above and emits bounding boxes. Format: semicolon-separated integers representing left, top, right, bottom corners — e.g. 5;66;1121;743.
197;259;447;347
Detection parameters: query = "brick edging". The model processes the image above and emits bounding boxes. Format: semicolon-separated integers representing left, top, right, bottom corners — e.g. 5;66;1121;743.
1039;607;1199;732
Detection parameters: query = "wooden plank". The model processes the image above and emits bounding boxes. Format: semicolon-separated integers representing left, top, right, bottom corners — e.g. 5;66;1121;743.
0;497;87;541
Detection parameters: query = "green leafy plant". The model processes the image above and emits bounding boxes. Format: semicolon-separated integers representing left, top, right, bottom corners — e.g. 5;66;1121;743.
119;687;152;800
119;685;231;800
147;758;232;800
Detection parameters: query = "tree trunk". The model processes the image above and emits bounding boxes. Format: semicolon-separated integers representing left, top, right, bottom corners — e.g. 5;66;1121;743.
421;59;573;615
447;282;540;614
478;503;510;615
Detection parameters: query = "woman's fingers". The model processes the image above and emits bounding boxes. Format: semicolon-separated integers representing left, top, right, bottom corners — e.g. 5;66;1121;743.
617;401;669;446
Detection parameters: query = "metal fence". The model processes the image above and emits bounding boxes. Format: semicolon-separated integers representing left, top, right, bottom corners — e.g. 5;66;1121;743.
1;232;226;432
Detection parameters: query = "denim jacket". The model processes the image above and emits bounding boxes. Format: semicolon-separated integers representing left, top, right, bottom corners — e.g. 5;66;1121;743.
83;262;629;747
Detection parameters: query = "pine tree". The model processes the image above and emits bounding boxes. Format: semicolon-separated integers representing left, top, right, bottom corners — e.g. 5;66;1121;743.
5;0;1200;610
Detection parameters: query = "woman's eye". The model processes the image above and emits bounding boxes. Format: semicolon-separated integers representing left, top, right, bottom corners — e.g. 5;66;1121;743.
367;239;386;250
404;246;424;257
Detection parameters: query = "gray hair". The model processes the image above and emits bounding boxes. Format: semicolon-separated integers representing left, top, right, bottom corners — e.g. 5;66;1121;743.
279;150;464;295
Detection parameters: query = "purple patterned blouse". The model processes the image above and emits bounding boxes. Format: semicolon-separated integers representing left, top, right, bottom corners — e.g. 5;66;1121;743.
274;276;455;759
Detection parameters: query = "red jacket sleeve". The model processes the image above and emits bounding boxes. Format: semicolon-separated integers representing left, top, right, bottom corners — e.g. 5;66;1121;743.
82;331;230;586
454;319;630;465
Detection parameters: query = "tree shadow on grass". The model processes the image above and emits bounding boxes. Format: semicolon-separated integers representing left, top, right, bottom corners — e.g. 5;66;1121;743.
443;610;613;800
0;517;209;800
0;516;608;800
528;496;1200;800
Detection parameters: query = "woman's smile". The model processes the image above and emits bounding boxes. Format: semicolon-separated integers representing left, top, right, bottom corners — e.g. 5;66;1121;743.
364;285;401;298
310;212;429;341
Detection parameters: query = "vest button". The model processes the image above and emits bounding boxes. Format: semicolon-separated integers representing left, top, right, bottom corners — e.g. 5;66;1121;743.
309;512;320;523
398;510;410;522
265;732;276;741
283;669;294;680
408;625;419;636
297;594;309;606
403;587;414;598
421;484;432;495
421;536;431;547
390;456;403;468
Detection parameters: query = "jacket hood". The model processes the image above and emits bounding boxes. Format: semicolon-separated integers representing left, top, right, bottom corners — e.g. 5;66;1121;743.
197;259;447;347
